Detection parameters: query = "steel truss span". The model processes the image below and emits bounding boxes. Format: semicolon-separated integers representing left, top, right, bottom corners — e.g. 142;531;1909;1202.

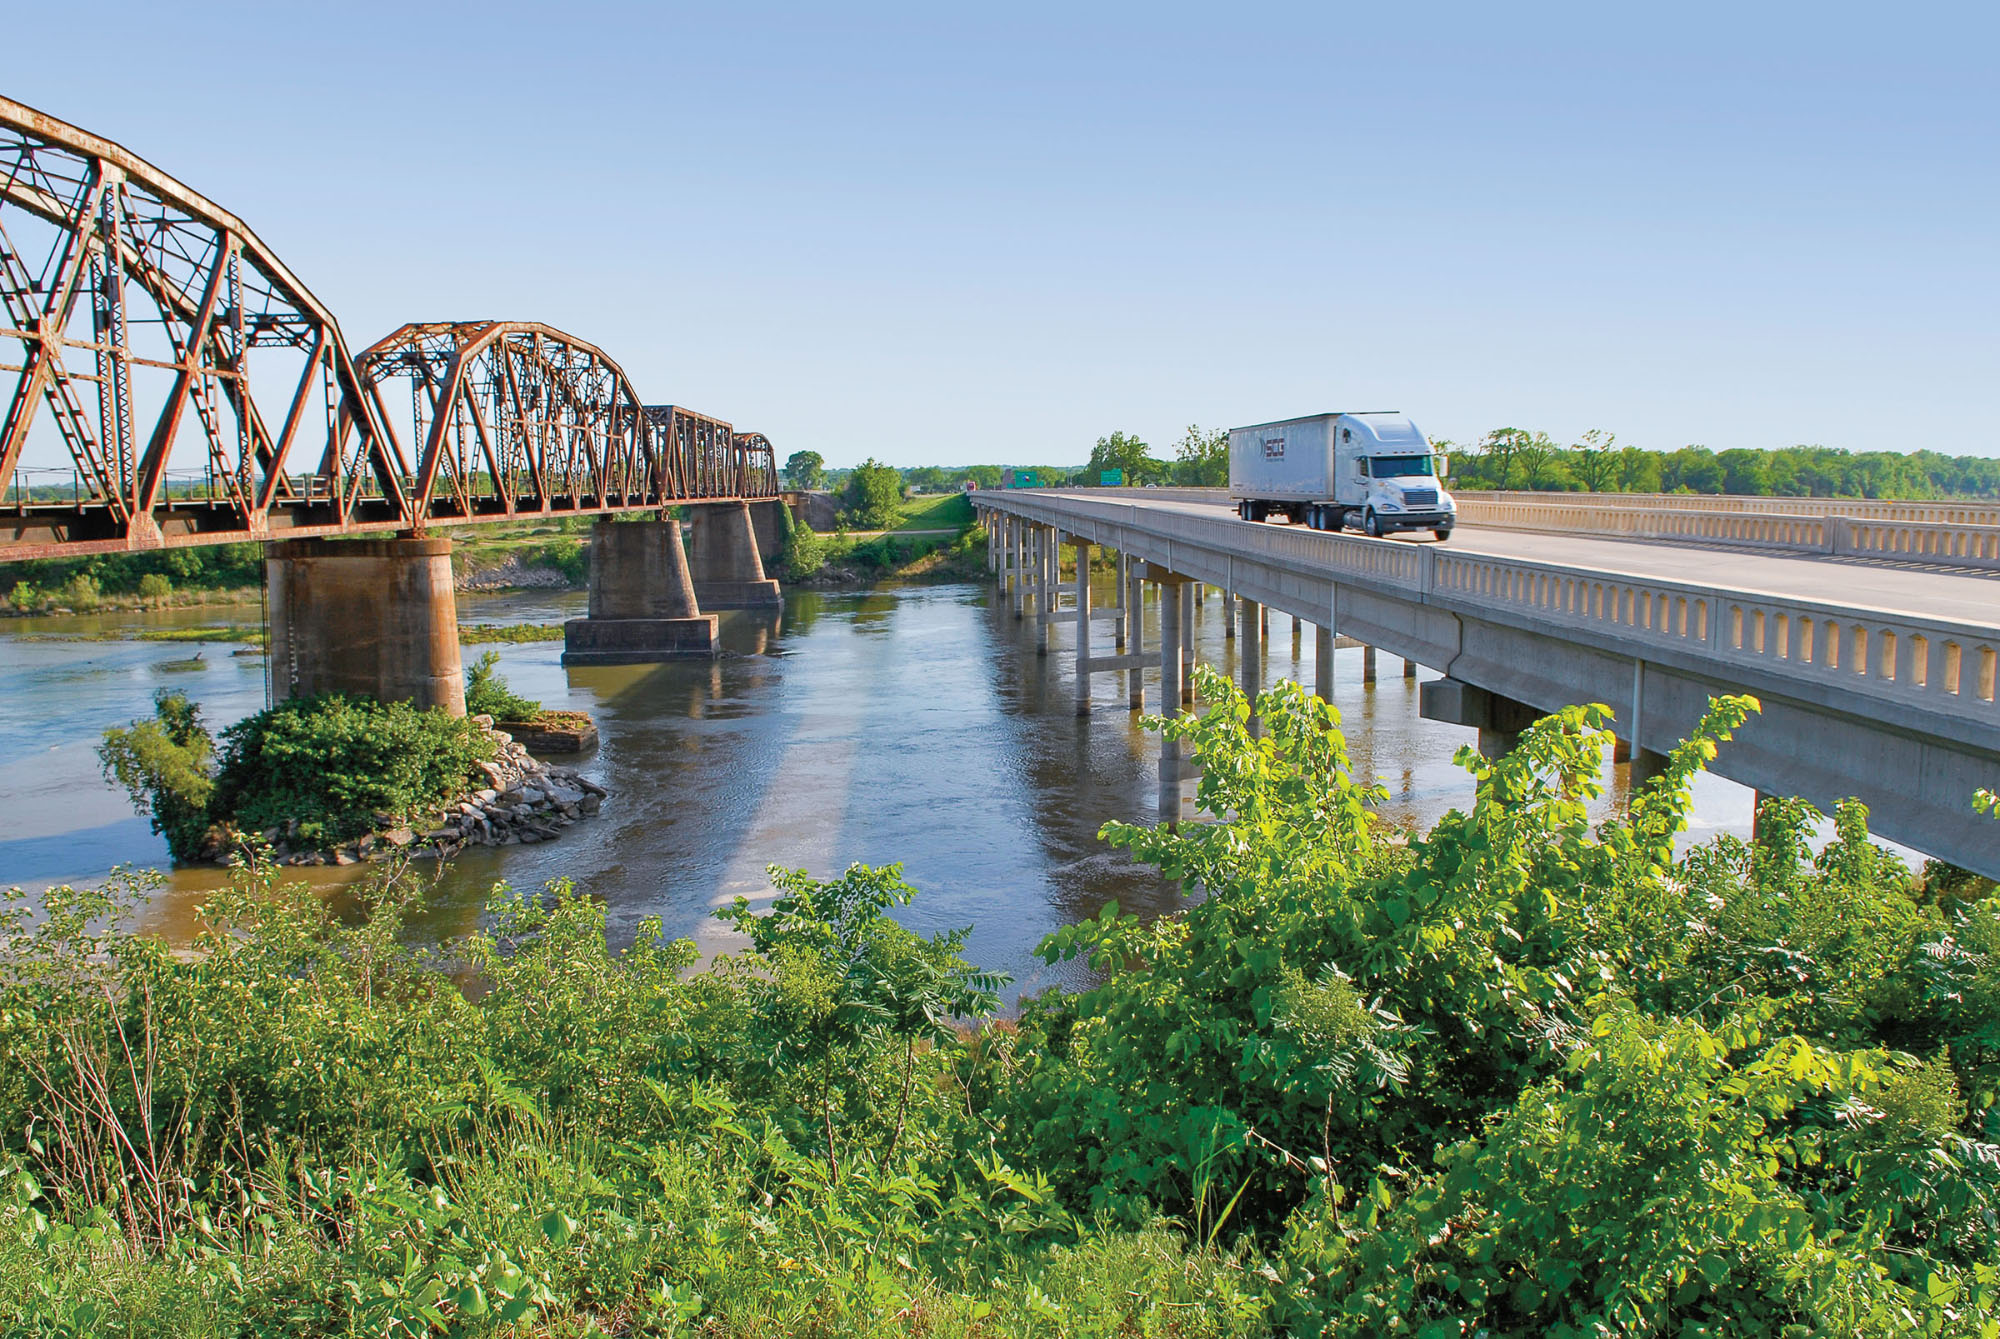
0;96;775;560
357;322;776;523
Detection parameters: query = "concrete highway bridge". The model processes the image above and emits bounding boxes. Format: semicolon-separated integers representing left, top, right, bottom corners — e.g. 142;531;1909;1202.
973;488;2000;877
0;94;791;706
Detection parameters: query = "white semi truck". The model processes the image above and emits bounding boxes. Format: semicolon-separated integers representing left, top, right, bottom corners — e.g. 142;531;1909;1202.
1227;411;1456;539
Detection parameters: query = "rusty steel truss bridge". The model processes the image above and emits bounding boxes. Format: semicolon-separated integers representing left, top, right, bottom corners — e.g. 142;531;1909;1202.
0;95;777;561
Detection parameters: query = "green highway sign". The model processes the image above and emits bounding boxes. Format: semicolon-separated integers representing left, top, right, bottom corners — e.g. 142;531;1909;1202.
1099;469;1124;486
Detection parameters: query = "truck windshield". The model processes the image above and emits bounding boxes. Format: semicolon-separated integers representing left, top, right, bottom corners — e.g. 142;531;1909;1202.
1370;456;1435;478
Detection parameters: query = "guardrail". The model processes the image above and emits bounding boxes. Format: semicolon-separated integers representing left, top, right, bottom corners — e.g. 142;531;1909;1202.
1457;490;2000;528
975;491;2000;736
1453;497;2000;571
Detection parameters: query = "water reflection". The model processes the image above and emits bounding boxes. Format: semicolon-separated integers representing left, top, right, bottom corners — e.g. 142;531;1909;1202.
0;572;1791;993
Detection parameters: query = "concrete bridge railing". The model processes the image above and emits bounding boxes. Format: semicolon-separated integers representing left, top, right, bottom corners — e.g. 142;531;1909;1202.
978;491;1999;735
1452;497;2000;571
1456;490;2000;528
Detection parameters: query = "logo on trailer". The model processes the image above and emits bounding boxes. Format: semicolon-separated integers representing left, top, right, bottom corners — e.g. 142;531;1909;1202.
1262;434;1285;460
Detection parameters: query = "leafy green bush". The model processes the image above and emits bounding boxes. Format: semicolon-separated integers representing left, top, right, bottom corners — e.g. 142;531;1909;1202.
782;517;828;579
97;689;217;860
136;571;171;601
209;694;493;847
23;671;2000;1332
840;457;904;529
463;649;542;720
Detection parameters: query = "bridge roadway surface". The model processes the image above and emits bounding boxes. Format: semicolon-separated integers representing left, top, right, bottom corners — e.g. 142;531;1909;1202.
1137;493;1999;619
977;489;2000;877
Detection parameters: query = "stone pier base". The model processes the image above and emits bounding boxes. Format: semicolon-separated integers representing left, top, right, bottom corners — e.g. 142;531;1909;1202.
564;517;718;663
266;536;465;714
690;501;782;608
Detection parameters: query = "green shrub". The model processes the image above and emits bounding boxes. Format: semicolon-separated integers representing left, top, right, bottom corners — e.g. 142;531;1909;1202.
464;649;543;721
8;580;35;611
208;694;493;847
136;572;171;601
97;689;217;861
782;519;828;579
840;458;904;530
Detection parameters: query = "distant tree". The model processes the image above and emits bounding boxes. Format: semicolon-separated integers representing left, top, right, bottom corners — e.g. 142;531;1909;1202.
840;458;905;529
902;466;949;493
960;465;1004;490
1171;425;1229;487
1663;446;1724;494
1477;428;1533;490
1616;446;1662;493
1572;430;1620;492
1514;432;1571;490
1088;431;1166;485
784;450;827;491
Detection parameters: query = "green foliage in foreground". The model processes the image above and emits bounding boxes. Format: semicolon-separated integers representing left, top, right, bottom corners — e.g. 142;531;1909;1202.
22;672;2000;1335
463;650;543;722
98;692;495;858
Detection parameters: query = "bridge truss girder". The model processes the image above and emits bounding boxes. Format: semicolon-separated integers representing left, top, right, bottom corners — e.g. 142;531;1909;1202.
0;96;777;561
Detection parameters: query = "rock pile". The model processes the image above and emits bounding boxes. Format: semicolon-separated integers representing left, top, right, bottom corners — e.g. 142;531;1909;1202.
254;716;607;866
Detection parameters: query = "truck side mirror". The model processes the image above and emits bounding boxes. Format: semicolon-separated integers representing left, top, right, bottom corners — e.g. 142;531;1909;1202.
1437;455;1450;477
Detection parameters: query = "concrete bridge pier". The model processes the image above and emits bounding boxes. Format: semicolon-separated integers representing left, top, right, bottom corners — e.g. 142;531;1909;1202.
1240;597;1263;736
1125;566;1145;709
1113;551;1129;650
1153;566;1191;822
1035;527;1055;655
1612;736;1672;790
1315;624;1334;703
1362;645;1378;684
1179;582;1196;704
564;517;719;663
1420;678;1542;761
1070;537;1094;715
1404;656;1419;680
1223;590;1236;639
1010;521;1027;618
688;501;782;609
266;535;466;714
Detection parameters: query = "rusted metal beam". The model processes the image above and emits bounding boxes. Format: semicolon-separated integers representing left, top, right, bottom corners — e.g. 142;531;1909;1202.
0;97;781;560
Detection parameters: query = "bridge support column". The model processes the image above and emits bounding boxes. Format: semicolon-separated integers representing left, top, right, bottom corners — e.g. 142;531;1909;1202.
1010;522;1026;618
1180;582;1196;704
1315;624;1334;703
1071;538;1093;716
563;518;718;664
1036;528;1054;655
1223;590;1235;639
688;501;782;608
1404;655;1419;680
266;536;465;714
1113;551;1128;649
1126;566;1145;709
1155;568;1189;823
1240;597;1262;736
1362;645;1378;684
1420;678;1541;760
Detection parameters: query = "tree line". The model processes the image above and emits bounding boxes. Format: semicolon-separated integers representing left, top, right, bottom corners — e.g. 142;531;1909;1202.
789;430;2000;499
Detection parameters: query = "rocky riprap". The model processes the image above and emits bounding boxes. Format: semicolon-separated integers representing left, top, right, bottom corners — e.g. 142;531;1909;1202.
253;716;606;866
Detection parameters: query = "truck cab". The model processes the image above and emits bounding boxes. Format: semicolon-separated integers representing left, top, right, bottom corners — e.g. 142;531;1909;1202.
1335;413;1456;538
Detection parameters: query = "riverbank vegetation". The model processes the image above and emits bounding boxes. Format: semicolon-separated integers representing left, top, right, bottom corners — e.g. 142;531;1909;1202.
99;690;495;861
23;670;1998;1334
4;542;265;615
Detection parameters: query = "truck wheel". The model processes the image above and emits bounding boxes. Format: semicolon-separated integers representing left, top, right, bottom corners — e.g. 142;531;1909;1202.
1433;527;1452;542
1327;509;1345;533
1363;509;1383;538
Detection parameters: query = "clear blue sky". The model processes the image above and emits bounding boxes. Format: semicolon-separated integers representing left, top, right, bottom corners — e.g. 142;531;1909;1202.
11;1;1996;467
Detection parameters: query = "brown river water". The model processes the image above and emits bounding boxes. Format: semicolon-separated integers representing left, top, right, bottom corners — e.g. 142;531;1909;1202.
0;575;1778;995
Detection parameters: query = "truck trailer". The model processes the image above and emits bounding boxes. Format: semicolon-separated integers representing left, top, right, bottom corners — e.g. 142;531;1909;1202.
1227;412;1455;539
